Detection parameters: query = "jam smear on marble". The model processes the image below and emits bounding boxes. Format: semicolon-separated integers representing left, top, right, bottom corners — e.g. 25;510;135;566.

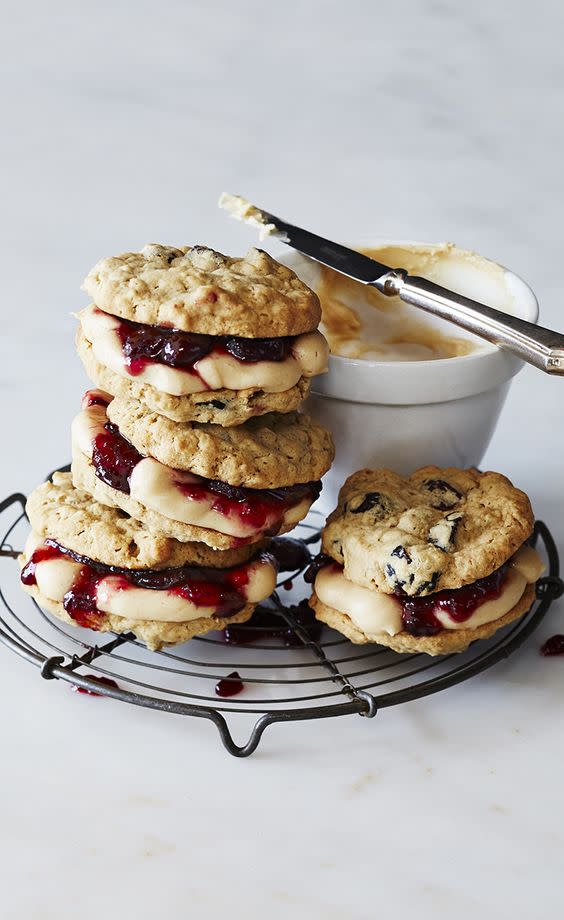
540;635;564;656
92;422;143;493
22;541;263;628
215;671;244;698
223;599;321;647
115;314;294;377
71;675;120;696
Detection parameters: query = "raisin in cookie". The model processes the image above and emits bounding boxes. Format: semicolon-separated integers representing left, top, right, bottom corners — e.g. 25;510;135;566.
21;473;277;650
322;466;534;596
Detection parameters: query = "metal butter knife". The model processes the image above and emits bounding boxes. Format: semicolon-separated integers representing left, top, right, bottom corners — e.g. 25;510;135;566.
219;194;564;375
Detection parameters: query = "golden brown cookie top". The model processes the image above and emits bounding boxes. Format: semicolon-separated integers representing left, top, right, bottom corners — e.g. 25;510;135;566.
83;245;321;336
26;473;262;570
107;398;335;487
322;466;534;596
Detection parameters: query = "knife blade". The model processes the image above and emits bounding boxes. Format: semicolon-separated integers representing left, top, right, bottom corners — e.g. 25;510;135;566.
254;208;396;287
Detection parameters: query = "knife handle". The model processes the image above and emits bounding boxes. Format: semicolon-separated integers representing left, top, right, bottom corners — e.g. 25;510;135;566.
377;271;564;375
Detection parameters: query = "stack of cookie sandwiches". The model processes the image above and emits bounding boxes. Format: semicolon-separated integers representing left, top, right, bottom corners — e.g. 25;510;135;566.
308;466;544;655
21;245;334;649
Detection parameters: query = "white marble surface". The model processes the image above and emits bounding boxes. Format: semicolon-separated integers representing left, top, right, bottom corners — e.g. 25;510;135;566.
1;1;564;917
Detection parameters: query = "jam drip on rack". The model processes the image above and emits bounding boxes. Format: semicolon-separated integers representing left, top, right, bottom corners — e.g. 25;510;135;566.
215;671;244;697
21;541;263;628
71;675;120;696
115;313;295;376
223;599;321;647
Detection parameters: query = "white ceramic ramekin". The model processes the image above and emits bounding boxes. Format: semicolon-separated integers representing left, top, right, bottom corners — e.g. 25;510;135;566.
279;241;539;512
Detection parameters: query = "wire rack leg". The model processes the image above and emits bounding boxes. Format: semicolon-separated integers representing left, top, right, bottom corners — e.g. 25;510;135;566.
213;712;273;757
275;600;378;718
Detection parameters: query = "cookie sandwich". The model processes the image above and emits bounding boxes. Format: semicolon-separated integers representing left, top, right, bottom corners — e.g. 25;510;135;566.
308;466;544;655
20;473;278;650
71;390;334;549
77;244;329;425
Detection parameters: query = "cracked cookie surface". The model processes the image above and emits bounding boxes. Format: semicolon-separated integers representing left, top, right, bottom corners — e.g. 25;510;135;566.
83;244;320;336
322;466;534;596
106;398;335;487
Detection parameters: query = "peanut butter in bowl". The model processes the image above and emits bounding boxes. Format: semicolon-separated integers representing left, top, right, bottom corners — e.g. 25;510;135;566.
277;238;538;512
315;241;516;363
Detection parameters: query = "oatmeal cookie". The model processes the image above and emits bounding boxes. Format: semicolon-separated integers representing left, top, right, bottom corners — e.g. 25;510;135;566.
26;472;260;568
322;466;534;596
83;245;321;337
77;330;311;424
106;398;335;487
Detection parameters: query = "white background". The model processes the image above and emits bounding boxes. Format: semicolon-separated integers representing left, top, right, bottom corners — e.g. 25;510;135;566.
1;1;563;917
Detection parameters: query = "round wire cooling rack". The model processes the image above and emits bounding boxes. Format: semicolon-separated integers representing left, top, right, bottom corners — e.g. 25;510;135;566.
0;479;562;758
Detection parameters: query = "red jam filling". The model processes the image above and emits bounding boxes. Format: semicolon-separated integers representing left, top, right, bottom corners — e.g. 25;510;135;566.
215;671;244;698
304;553;335;584
255;536;311;573
82;390;111;409
308;555;511;637
176;477;321;532
89;418;321;532
21;540;266;629
91;422;143;493
398;566;509;636
112;312;295;377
